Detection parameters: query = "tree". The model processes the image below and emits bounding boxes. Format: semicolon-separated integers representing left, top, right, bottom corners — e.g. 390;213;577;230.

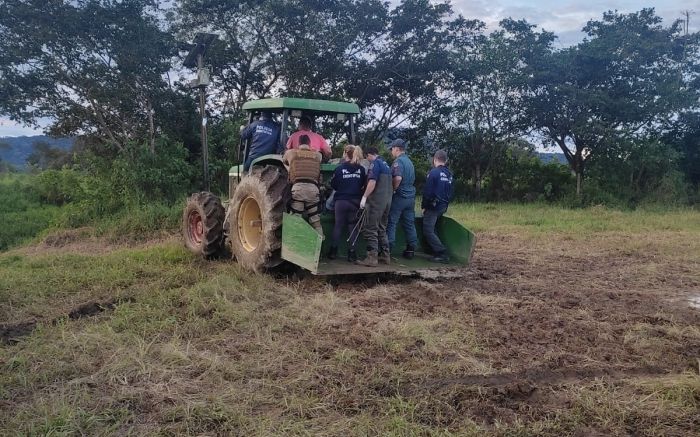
176;0;387;113
349;0;481;145
433;19;554;198
526;9;694;196
26;141;72;170
0;0;189;152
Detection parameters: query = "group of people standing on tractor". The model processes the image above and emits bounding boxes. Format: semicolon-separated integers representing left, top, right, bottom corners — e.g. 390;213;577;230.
242;112;454;266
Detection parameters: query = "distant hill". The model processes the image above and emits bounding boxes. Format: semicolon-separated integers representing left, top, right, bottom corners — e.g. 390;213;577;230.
0;136;74;168
537;152;567;165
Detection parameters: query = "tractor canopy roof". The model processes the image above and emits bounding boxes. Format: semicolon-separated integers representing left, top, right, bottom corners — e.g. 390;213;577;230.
242;98;360;116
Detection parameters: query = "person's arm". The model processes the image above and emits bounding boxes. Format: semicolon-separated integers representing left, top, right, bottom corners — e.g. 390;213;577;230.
361;164;377;208
240;124;254;141
330;167;341;191
392;161;403;191
422;170;437;210
362;180;377;208
285;132;296;150
320;137;332;159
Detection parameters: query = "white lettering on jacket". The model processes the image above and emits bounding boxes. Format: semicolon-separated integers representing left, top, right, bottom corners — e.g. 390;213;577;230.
256;125;274;136
341;168;362;179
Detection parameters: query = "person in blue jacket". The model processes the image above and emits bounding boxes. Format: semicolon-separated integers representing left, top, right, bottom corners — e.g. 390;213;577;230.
328;145;367;262
386;138;418;259
240;111;282;171
422;149;453;263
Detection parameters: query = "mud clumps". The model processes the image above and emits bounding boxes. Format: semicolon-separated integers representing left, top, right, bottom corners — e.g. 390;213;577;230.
1;296;133;344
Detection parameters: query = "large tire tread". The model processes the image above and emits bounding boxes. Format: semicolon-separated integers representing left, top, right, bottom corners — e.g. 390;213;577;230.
183;191;225;258
229;165;289;272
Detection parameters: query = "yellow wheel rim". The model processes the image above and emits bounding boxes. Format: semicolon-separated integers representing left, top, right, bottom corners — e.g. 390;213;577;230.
238;196;262;252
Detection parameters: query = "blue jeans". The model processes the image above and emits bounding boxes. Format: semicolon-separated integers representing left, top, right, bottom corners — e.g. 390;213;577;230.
422;205;448;255
387;195;418;249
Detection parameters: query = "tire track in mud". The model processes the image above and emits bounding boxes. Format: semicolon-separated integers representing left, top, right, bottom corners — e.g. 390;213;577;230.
0;296;134;345
412;364;667;394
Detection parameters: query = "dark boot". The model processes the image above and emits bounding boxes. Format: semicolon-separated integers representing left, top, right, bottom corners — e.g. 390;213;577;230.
356;250;378;267
402;245;415;260
347;249;357;263
327;245;338;260
378;248;391;265
430;253;450;264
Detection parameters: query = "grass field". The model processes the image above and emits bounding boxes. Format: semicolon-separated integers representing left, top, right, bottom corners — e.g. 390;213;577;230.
1;200;699;435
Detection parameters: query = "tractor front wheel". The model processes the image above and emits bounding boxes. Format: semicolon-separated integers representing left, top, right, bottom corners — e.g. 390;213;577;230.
183;192;225;258
229;165;288;272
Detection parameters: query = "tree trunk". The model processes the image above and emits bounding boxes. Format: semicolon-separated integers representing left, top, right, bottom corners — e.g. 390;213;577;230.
146;98;155;154
574;155;584;197
576;170;582;197
474;162;482;199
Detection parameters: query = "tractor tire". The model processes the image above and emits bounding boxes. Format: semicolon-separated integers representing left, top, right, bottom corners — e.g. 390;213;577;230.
229;165;288;272
183;191;225;258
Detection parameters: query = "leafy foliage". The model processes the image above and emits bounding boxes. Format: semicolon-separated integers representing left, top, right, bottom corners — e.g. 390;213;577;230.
0;2;698;207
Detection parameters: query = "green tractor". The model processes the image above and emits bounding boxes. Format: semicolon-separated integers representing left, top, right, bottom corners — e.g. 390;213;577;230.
183;97;476;274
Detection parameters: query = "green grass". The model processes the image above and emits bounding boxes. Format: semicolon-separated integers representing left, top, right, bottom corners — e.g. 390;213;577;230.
0;174;63;250
449;202;700;236
2;178;699;435
0;173;183;251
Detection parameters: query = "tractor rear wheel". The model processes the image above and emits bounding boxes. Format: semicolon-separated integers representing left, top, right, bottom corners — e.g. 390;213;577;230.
229;165;288;272
183;192;225;258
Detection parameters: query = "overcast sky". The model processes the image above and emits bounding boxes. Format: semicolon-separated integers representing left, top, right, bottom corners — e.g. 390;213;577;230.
1;1;697;138
449;0;698;47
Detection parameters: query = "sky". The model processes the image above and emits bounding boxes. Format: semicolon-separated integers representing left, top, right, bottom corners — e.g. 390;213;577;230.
449;0;698;47
1;0;697;138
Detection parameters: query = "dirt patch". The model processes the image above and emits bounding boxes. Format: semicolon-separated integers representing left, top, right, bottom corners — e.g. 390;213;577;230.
13;230;179;256
288;231;700;430
1;297;133;344
0;321;37;345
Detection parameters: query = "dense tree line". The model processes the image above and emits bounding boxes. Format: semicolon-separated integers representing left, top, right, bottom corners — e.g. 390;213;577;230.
0;0;698;207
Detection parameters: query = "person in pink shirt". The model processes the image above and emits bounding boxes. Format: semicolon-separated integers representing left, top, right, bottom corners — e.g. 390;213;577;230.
286;116;332;159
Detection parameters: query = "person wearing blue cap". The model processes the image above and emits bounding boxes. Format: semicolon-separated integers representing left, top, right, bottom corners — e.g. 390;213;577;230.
387;138;418;259
240;111;282;171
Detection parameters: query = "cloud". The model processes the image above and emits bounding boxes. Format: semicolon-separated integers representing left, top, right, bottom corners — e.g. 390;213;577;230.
447;0;697;45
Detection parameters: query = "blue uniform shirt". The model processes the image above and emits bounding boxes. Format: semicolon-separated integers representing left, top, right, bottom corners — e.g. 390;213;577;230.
241;118;281;169
391;154;416;198
367;156;391;181
422;165;453;210
331;162;366;201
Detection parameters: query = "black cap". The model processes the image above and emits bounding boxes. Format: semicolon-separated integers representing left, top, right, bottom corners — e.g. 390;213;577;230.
366;146;379;155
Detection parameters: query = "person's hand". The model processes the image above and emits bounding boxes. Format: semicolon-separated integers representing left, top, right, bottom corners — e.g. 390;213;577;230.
360;196;367;209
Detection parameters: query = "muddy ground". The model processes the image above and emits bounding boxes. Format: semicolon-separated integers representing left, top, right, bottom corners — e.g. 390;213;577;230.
309;231;700;433
2;227;699;435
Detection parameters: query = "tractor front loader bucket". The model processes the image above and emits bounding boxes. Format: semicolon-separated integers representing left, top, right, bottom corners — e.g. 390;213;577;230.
281;212;476;275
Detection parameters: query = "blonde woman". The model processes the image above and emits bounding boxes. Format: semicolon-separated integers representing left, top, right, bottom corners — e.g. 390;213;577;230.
328;145;367;261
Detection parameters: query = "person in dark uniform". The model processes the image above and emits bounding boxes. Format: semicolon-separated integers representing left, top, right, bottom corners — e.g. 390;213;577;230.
240;111;282;171
357;146;393;267
386;138;418;259
328;145;367;262
422;149;454;263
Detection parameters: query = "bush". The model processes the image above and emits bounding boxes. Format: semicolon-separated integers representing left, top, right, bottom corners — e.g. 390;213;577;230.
107;138;196;203
0;174;62;250
33;168;90;205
